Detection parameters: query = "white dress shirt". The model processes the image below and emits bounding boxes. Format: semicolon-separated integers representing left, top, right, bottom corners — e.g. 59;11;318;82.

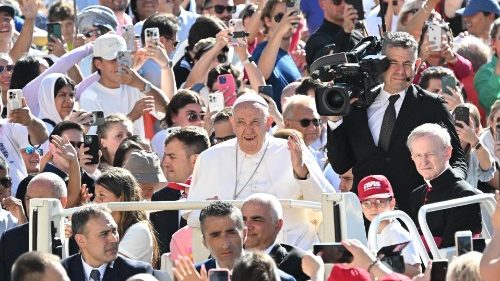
81;256;109;281
367;87;406;146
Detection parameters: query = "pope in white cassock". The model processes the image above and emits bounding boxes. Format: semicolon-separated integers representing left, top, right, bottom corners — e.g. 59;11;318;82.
186;94;335;250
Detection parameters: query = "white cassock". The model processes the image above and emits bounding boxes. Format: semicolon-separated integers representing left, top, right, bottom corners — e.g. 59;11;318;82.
186;135;335;250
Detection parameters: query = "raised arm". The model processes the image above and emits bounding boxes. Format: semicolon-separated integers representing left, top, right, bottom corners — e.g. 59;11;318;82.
8;0;37;62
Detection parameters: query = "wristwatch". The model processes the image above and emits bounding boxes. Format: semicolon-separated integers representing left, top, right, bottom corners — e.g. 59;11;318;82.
243;56;255;65
141;82;152;94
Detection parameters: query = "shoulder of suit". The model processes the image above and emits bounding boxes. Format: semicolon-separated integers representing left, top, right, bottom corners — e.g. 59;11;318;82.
413;85;445;103
115;255;153;271
278;243;306;256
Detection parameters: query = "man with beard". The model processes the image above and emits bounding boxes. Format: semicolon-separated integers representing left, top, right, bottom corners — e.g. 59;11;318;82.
204;0;236;26
62;205;153;281
253;0;302;111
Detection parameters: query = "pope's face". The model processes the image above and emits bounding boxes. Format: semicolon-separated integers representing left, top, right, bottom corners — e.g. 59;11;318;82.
230;102;273;155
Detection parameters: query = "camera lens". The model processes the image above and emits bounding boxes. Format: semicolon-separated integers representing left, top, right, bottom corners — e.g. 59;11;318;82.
326;92;345;109
219;77;226;83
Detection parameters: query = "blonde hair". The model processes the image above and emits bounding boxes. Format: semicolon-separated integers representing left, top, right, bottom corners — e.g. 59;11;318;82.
446;251;482;281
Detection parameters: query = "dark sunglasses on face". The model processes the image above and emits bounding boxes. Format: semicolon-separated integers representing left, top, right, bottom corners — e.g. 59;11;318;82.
167;38;179;48
273;12;284;23
332;0;343;5
0;65;14;74
69;141;83;148
214;5;236;14
187;112;205;122
296;118;323;128
24;146;43;155
217;53;228;64
0;177;12;188
214;135;236;144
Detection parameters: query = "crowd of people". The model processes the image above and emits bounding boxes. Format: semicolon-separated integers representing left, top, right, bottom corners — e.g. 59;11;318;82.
0;0;499;280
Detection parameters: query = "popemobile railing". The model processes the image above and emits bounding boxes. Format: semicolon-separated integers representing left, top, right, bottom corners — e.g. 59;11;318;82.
417;193;496;260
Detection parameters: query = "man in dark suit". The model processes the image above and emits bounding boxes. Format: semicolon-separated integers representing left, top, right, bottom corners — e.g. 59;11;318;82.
242;193;309;281
0;172;68;281
327;31;467;213
407;123;482;248
150;126;210;254
62;205;153;281
194;201;295;281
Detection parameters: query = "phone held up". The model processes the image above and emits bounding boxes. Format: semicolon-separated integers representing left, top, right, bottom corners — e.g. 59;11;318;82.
83;135;100;165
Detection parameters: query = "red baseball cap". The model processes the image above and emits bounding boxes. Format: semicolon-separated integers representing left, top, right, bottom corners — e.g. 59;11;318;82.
357;175;394;201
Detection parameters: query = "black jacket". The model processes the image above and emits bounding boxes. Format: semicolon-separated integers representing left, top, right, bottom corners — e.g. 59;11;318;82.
62;254;153;281
409;168;482;248
270;244;309;281
327;85;467;213
305;19;362;68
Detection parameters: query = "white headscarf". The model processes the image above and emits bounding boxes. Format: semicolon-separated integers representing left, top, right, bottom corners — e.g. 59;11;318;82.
38;73;71;125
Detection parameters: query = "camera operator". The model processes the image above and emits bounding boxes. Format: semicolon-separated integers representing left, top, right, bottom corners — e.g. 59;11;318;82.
327;32;467;213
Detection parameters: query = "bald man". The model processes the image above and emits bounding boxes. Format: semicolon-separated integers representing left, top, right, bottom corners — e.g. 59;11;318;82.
0;173;68;281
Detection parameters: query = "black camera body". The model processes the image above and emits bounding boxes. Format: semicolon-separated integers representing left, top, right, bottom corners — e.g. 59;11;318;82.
311;36;389;116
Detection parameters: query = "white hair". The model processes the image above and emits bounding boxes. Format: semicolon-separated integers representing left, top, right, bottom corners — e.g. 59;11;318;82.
282;95;317;120
28;172;67;198
406;123;451;150
243;193;283;222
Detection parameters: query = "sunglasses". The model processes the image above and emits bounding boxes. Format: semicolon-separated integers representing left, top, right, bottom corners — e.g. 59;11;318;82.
83;26;109;38
69;141;83;148
214;135;236;144
294;118;323;128
24;146;43;155
332;0;343;5
360;197;392;209
0;65;14;74
167;38;179;48
0;177;12;188
217;53;228;64
273;12;284;23
187;112;205;122
214;5;236;14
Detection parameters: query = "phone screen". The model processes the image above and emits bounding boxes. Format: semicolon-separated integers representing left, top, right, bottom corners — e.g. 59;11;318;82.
47;22;62;41
456;235;472;256
453;106;470;128
431;260;448;281
313;243;354;263
441;75;456;95
258;85;273;97
209;270;229;281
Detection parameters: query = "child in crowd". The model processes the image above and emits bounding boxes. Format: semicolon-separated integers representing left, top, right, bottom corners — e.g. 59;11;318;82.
358;175;422;277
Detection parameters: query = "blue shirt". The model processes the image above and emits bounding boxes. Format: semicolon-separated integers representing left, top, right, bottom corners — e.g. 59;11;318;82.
252;41;301;111
301;0;324;34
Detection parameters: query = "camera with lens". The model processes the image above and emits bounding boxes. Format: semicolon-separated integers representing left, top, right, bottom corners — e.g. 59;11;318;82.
311;36;390;116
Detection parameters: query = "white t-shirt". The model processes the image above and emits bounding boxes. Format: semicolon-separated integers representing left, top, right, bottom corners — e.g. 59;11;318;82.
377;220;421;266
79;82;146;137
0;119;30;195
119;221;154;264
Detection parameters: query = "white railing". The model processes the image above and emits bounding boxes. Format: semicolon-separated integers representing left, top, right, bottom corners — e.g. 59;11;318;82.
417;193;496;260
368;210;431;265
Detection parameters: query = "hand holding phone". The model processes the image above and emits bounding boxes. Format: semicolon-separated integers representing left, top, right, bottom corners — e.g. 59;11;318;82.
258;85;273;97
453;106;470;128
428;24;442;52
7;89;23;111
83;135;100;165
430;260;448;281
441;75;457;96
47;22;62;43
455;230;472;256
217;74;237;106
145;27;160;48
117;51;133;74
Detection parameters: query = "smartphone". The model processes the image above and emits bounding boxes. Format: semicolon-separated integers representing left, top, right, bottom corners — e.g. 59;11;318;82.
376;241;410;258
428;24;442;51
453;106;470;128
83;134;100;165
344;0;365;21
455;230;472;256
89;111;104;126
208;269;230;281
258;85;273;98
313;243;354;263
217;74;237;106
145;27;160;48
208;92;225;113
430;260;448;281
441;75;456;96
117;51;133;74
121;25;136;51
7;89;23;110
47;22;62;42
286;0;301;13
472;238;486;253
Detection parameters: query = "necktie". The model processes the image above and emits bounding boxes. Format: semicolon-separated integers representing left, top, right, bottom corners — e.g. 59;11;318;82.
378;94;400;151
90;269;101;281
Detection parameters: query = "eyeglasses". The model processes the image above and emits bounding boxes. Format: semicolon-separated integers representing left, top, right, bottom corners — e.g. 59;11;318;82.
217;53;228;64
410;151;440;161
332;0;343;5
0;177;12;188
361;197;392;209
214;5;236;14
24;146;43;155
187;112;205;122
0;65;14;74
293;118;323;128
69;141;83;148
273;12;284;23
167;38;179;48
214;135;236;144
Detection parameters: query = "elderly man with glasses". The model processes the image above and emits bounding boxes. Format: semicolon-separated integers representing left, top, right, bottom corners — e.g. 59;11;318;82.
283;95;340;190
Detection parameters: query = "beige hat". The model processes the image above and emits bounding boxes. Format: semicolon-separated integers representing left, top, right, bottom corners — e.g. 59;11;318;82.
123;150;167;184
93;33;127;60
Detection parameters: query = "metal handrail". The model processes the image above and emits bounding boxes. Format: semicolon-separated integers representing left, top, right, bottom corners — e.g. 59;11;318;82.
417;193;496;259
368;210;430;265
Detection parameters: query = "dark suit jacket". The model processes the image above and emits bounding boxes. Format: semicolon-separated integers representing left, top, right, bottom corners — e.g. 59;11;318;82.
150;187;184;255
409;168;482;248
0;223;28;281
62;254;153;281
327;85;467;213
196;258;296;281
270;244;309;281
